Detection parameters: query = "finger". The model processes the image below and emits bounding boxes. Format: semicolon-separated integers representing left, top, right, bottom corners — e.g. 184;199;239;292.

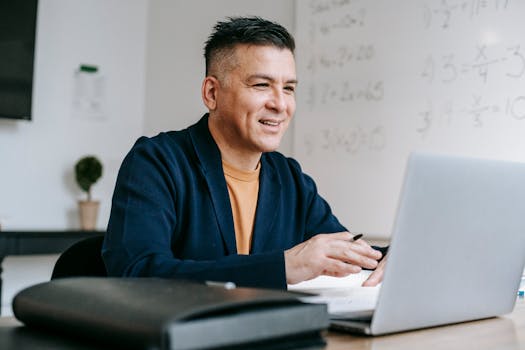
323;241;378;268
362;269;383;286
350;240;383;259
362;257;387;286
323;241;381;268
328;239;382;262
315;232;381;259
340;248;379;269
352;238;373;248
322;258;362;277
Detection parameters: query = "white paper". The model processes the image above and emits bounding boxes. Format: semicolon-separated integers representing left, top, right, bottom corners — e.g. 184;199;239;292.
288;271;381;316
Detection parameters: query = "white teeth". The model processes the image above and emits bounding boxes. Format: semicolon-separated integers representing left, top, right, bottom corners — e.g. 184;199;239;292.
261;120;279;126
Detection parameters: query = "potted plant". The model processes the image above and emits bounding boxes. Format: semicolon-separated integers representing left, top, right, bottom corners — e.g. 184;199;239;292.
75;155;103;230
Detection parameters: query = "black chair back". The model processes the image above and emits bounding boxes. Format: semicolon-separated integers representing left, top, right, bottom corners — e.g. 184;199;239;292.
51;235;107;279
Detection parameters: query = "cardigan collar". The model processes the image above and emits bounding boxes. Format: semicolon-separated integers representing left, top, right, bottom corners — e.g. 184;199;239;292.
188;114;281;254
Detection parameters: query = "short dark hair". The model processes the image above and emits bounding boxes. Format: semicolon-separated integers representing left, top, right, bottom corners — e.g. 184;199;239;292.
204;16;295;76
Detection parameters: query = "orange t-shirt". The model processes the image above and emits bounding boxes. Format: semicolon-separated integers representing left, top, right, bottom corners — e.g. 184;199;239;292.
222;160;260;255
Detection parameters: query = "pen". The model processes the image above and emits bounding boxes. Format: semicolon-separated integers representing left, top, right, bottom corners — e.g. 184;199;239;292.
352;233;363;241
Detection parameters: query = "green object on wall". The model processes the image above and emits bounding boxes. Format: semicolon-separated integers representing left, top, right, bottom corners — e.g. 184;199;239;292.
79;64;98;73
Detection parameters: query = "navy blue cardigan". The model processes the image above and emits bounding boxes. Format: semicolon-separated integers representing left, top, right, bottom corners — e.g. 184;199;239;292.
102;115;347;289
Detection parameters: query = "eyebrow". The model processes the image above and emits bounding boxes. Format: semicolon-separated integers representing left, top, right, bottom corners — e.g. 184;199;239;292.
247;74;298;85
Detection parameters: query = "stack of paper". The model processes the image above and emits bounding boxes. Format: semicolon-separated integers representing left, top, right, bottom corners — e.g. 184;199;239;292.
288;271;380;316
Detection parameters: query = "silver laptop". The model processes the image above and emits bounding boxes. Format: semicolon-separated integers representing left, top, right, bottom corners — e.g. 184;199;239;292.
331;152;525;335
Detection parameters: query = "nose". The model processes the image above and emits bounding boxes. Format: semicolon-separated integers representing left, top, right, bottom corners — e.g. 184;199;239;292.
267;88;287;113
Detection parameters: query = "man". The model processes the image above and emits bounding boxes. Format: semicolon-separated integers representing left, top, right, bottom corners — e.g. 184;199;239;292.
103;17;386;289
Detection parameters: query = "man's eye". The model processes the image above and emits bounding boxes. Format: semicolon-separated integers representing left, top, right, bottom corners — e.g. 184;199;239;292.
254;83;269;88
284;86;295;93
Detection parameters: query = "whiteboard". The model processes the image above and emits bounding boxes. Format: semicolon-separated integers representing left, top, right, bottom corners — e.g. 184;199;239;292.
294;0;525;238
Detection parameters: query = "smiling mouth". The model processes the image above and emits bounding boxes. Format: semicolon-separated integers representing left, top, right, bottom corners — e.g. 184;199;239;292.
259;120;280;126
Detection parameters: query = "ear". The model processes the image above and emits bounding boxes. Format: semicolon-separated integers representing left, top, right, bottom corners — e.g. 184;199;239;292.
201;76;219;111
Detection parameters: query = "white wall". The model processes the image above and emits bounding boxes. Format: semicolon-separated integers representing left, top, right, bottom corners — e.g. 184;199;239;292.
0;0;295;231
0;0;149;230
143;0;296;154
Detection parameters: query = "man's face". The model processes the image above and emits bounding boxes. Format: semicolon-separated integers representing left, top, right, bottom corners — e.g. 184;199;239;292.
210;44;297;155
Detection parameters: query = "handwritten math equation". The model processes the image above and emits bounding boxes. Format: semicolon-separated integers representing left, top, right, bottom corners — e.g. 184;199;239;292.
308;0;354;15
423;0;511;30
303;125;387;156
421;44;525;84
417;94;525;135
305;44;375;73
305;7;367;42
305;80;384;110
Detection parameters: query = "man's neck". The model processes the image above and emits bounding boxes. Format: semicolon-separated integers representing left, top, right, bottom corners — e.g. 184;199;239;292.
208;117;262;171
220;149;261;171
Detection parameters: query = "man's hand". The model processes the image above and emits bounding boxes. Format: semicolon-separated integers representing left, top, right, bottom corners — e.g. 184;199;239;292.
362;253;388;287
284;232;382;285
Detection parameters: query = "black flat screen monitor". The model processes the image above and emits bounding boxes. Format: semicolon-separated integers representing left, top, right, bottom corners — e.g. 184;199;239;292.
0;1;38;121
